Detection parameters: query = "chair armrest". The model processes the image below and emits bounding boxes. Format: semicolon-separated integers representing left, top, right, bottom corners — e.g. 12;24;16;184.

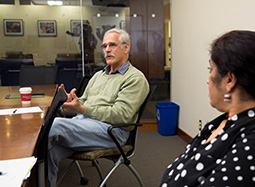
110;123;143;128
107;123;142;165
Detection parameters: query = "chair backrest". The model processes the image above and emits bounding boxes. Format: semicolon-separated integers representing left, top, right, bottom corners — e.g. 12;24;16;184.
125;85;157;156
55;57;82;92
19;65;58;85
0;59;34;86
76;75;92;97
137;85;157;123
33;88;67;159
55;57;81;68
32;89;66;182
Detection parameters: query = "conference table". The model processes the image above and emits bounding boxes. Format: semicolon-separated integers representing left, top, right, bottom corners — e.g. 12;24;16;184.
0;84;57;160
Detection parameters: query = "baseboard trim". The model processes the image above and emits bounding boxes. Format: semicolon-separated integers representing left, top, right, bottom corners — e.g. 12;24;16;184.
140;120;192;143
177;128;192;143
139;120;158;131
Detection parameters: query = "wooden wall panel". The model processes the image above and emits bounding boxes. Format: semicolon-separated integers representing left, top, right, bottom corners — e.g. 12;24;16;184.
129;31;148;77
148;31;165;78
147;0;164;31
129;0;164;79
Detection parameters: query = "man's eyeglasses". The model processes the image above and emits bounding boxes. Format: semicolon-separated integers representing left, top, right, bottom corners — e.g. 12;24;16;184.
101;42;126;50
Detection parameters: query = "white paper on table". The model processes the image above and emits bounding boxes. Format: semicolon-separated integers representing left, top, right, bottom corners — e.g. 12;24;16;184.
0;106;43;115
0;156;37;187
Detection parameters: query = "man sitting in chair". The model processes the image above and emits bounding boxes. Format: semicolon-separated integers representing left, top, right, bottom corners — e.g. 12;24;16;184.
48;28;149;186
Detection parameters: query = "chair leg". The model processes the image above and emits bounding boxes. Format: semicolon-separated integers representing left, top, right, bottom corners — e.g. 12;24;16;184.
99;158;122;187
37;161;46;187
127;164;145;187
56;160;76;186
99;158;144;187
75;161;88;185
92;160;104;181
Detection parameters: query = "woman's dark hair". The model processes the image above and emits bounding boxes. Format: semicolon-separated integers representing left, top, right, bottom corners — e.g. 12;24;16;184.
210;30;255;98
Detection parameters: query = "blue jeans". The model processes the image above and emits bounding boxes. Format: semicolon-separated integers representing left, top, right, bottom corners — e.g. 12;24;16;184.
47;114;130;187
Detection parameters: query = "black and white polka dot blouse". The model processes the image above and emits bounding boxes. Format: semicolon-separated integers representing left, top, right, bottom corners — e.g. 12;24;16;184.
161;108;255;187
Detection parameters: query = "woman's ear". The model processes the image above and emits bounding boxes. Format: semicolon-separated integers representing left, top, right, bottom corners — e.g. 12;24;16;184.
226;72;237;92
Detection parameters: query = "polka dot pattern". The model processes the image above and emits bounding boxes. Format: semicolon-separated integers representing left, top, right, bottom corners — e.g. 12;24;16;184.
210;177;215;182
205;144;212;151
162;183;167;187
177;163;184;170
222;176;228;181
181;169;187;178
244;146;250;151
208;124;214;130
221;133;228;141
221;167;227;172
235;166;241;171
233;157;239;162
161;108;255;187
247;155;253;160
196;163;204;171
232;115;238;121
248;110;255;117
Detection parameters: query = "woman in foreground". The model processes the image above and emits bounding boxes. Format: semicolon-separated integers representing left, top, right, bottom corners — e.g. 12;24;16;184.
161;30;255;186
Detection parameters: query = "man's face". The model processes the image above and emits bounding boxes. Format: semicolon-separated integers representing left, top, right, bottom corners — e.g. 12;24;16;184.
102;32;129;67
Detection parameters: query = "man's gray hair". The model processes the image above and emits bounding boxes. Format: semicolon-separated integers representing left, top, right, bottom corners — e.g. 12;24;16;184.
104;28;130;45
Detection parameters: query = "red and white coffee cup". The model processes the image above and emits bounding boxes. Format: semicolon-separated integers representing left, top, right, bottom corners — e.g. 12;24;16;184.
19;87;32;105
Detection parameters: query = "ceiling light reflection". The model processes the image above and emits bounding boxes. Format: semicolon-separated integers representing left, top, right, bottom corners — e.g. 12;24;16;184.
47;1;63;6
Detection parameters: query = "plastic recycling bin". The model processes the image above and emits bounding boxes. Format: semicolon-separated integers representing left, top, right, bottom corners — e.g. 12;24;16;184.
156;102;179;136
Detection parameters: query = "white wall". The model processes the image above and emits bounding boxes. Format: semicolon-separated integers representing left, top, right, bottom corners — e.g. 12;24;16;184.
171;0;255;137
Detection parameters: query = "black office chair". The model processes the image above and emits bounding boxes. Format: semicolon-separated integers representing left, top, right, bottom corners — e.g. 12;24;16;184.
57;85;156;187
33;88;67;187
75;75;92;97
19;65;58;85
0;59;34;86
55;57;82;92
56;75;92;119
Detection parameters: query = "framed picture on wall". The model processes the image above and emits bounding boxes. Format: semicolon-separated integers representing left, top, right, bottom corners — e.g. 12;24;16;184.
70;20;90;36
70;20;82;36
4;19;24;36
38;20;57;36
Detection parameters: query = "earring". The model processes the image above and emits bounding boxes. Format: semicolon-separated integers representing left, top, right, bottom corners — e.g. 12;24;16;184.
224;94;231;102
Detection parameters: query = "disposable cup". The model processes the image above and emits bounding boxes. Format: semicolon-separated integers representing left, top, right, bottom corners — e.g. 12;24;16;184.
19;87;32;105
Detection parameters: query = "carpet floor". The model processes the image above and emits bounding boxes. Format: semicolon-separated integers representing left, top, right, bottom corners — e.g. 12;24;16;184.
57;131;187;187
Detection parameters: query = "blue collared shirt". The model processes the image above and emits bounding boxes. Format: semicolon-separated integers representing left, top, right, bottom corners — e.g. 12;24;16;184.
103;61;130;75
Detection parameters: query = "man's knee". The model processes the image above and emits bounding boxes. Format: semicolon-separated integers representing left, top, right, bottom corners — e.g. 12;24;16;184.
49;117;68;138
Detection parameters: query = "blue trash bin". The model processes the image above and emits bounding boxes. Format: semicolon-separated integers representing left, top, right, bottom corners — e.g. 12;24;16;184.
156;102;179;136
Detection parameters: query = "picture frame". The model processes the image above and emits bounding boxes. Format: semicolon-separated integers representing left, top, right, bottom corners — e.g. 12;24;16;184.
70;20;90;36
70;20;82;36
38;20;57;37
4;19;24;36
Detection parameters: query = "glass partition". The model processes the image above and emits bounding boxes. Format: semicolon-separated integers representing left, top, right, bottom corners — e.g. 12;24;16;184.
0;0;169;121
0;0;129;68
0;0;130;92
